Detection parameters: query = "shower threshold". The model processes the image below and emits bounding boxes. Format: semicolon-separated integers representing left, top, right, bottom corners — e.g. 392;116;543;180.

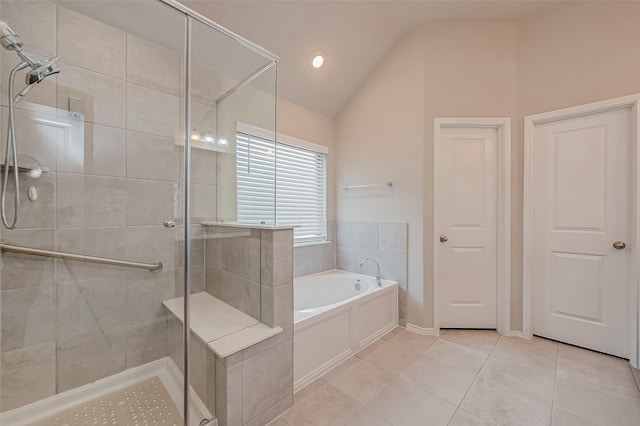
0;357;214;426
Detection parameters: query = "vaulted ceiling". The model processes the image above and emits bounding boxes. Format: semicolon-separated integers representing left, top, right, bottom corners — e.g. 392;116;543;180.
182;1;562;117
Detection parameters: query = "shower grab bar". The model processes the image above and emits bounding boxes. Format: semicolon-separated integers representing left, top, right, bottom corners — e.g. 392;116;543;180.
0;239;163;271
341;181;393;190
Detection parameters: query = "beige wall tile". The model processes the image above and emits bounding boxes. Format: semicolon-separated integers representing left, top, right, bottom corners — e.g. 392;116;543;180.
0;341;56;411
0;229;55;290
127;83;180;138
79;124;126;177
57;6;126;79
127;34;180;95
217;270;260;319
3;172;55;229
378;222;407;254
56;277;127;340
56;331;126;392
216;357;243;426
125;269;176;323
56;173;126;227
55;227;128;283
123;317;169;369
124;225;177;271
242;340;293;422
126;131;179;181
1;285;55;351
261;229;293;287
57;62;126;128
221;229;260;282
125;179;177;226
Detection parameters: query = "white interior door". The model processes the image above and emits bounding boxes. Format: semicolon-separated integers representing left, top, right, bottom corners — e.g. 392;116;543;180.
438;127;497;328
532;107;630;358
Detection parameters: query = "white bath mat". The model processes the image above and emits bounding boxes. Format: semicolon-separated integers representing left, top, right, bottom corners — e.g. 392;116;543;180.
26;376;182;426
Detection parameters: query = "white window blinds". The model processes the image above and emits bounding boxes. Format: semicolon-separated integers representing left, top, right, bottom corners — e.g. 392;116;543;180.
236;131;327;244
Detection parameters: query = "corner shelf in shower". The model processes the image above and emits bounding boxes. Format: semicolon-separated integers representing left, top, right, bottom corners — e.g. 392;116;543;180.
162;292;282;358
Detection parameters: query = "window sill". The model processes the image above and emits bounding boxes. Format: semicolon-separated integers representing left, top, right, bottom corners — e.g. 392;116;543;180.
294;240;332;248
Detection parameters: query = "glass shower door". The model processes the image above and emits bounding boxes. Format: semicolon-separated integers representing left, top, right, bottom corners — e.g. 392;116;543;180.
0;0;194;424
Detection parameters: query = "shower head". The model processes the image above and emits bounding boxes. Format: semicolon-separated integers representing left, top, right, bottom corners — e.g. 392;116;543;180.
0;20;22;51
0;20;60;86
25;56;60;85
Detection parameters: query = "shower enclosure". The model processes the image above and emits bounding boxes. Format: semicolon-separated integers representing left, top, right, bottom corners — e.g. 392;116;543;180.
0;1;277;425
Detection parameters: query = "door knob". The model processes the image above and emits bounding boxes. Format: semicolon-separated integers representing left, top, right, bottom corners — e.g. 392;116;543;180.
163;220;176;229
613;241;626;250
440;235;448;243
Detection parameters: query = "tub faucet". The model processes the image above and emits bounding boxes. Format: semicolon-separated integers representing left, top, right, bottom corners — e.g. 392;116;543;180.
359;258;382;286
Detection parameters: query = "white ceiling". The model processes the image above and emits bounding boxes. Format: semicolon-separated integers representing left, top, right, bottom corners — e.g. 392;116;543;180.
181;0;562;117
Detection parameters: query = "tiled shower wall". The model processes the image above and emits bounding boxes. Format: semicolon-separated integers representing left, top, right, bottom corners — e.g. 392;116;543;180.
0;1;218;411
336;220;408;324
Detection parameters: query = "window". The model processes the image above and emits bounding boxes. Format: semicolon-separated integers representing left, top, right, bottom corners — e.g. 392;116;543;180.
236;124;327;245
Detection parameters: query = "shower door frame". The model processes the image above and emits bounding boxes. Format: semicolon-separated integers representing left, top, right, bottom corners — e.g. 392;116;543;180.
155;1;278;424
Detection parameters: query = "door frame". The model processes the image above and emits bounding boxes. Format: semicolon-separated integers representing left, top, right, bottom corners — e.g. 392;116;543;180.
523;94;640;367
433;118;512;336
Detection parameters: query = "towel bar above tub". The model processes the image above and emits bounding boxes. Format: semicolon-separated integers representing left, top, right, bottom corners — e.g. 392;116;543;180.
0;239;163;272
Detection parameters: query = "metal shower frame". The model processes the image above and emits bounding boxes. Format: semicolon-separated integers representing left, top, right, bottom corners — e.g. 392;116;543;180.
156;1;278;424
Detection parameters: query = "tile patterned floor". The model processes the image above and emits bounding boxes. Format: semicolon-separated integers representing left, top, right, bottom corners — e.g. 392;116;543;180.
269;328;640;426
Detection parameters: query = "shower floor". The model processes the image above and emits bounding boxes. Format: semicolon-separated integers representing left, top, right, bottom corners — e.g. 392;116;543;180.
0;358;213;426
26;376;182;426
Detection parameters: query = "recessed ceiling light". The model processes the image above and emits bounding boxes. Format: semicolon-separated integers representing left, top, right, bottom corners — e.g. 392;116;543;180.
311;53;324;69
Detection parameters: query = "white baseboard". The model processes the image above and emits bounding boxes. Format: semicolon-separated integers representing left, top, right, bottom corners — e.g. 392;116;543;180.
405;323;440;336
502;330;527;338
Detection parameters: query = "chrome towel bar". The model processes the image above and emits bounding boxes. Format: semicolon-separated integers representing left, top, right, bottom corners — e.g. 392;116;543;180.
0;239;162;271
341;181;393;190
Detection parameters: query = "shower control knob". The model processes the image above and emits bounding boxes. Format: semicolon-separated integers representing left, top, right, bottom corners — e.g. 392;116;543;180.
163;220;176;229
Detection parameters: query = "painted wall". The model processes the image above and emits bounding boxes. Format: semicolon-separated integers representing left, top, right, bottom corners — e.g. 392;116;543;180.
336;28;425;325
336;2;640;331
515;1;640;330
336;22;517;329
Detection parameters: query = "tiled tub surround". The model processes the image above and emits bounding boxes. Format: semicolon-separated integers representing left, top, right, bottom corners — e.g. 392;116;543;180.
293;220;336;278
293;270;398;392
169;226;295;426
336;221;408;324
0;1;220;413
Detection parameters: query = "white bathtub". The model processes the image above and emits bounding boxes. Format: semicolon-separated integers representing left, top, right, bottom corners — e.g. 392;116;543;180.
293;270;398;391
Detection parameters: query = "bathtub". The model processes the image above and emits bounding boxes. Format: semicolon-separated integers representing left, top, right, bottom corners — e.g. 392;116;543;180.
293;270;398;391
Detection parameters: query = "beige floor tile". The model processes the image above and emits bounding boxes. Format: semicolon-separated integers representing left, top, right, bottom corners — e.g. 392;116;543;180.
460;377;551;426
266;418;290;426
399;356;475;405
365;378;456;426
345;412;392;426
324;357;394;405
492;337;558;371
448;408;495;426
554;378;640;426
440;329;499;353
557;345;639;402
423;339;488;375
293;378;326;404
479;350;555;407
551;407;597;426
381;326;438;354
284;382;361;426
356;339;421;375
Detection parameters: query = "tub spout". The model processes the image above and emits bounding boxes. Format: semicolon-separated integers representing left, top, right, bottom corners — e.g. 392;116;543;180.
359;258;382;286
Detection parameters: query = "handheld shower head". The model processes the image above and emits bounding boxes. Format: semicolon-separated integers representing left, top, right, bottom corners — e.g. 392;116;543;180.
0;21;22;51
25;56;60;85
